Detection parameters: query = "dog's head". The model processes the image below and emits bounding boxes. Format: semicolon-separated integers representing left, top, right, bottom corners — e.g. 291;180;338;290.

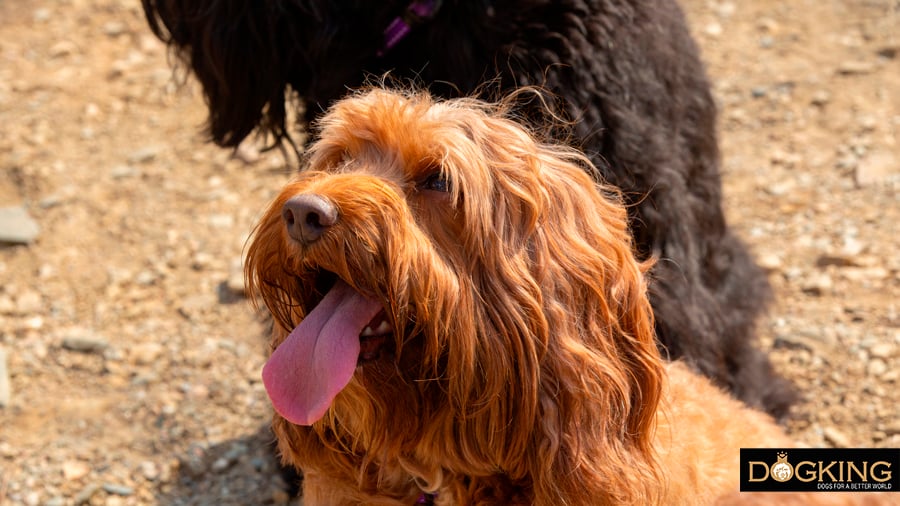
246;87;662;499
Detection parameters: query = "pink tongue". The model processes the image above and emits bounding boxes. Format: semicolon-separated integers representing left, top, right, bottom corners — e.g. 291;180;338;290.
262;280;383;425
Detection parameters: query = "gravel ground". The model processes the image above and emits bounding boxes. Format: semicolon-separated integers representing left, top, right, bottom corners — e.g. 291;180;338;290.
0;0;897;504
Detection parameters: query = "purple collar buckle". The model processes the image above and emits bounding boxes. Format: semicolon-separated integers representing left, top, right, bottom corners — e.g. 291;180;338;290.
379;0;443;56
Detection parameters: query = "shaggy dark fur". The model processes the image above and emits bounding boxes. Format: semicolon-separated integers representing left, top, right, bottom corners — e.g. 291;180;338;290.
141;0;795;417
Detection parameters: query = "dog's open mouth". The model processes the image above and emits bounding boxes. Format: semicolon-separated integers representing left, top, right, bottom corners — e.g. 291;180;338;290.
360;309;394;361
261;276;395;426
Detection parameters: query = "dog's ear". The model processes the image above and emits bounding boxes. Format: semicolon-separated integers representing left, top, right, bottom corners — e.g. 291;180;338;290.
142;0;305;147
516;138;665;500
438;105;664;501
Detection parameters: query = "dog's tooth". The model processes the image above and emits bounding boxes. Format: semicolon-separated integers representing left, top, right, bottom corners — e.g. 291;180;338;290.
360;326;374;337
375;320;392;334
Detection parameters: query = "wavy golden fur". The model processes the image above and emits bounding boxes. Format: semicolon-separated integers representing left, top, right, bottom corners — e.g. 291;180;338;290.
246;88;886;505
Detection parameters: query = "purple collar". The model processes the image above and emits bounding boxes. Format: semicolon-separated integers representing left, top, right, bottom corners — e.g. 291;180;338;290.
416;492;437;505
378;0;443;56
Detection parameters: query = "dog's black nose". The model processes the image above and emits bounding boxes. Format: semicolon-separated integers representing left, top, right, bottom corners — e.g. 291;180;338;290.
282;194;338;244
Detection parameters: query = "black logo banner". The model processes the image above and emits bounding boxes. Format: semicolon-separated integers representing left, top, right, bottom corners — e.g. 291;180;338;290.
740;448;899;492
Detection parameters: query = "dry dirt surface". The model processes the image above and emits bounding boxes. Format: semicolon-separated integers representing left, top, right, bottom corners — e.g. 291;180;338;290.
0;0;898;504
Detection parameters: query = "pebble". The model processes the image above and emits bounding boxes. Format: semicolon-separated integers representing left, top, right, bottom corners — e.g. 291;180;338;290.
179;444;209;478
110;164;139;179
855;150;897;187
127;146;161;164
0;346;10;407
757;253;782;272
63;460;91;480
704;22;723;37
810;89;831;106
33;7;51;22
211;457;232;473
867;359;888;378
0;206;40;244
837;61;875;75
823;426;853;447
773;332;818;352
129;342;165;366
48;40;78;58
801;273;833;296
102;21;127;37
139;460;160;481
61;330;109;354
73;483;101;505
102;483;134;496
14;289;43;315
866;342;895;360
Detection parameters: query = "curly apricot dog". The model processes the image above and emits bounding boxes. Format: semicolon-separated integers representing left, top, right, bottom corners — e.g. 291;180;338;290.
246;89;882;505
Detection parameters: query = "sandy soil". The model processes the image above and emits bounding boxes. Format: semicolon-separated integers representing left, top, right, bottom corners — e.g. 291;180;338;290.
0;0;897;504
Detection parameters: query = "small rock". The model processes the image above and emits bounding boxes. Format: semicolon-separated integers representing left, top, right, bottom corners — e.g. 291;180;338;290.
33;7;51;22
23;491;39;506
61;330;109;354
102;483;134;496
815;255;854;268
837;60;875;75
14;290;43;315
841;267;889;282
48;40;78;58
810;90;831;106
179;444;208;478
127;146;161;164
110;164;139;179
211;457;232;473
750;86;767;98
129;342;164;366
135;269;157;286
757;253;782;272
73;483;101;505
0;206;40;244
877;44;898;59
139;460;160;481
801;273;833;296
773;334;812;352
867;358;888;377
823;426;853;447
855;150;898;187
62;460;91;481
867;342;895;360
102;21;127;37
0;346;11;408
704;22;723;37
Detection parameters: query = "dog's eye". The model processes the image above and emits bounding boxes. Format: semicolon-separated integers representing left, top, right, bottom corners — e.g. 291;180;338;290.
419;172;451;193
